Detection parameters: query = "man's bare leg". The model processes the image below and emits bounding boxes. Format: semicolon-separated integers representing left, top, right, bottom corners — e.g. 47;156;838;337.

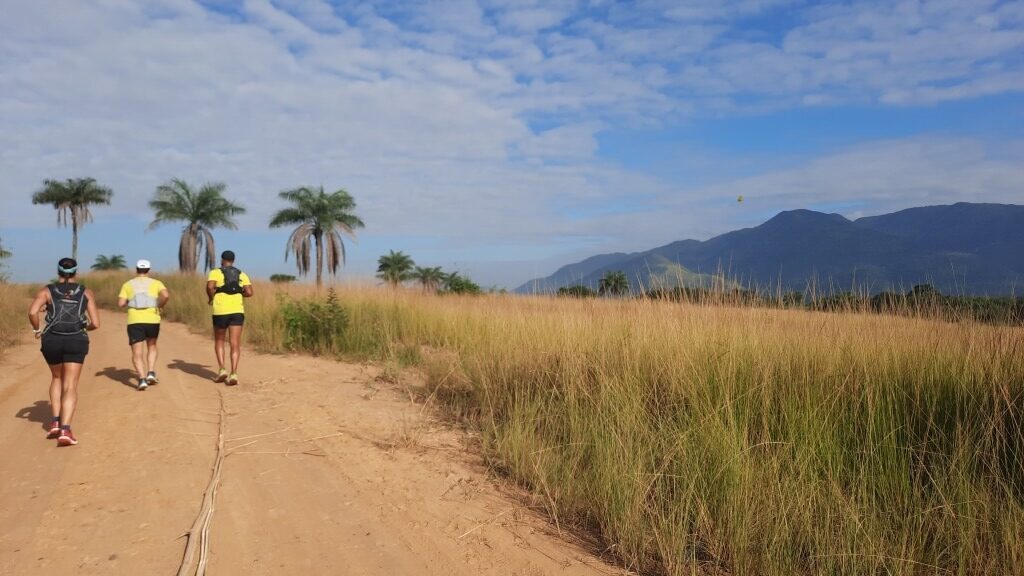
146;337;159;382
130;341;147;379
228;325;243;375
214;327;228;381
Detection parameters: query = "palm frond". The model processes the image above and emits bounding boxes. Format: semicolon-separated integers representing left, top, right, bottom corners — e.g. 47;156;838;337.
326;229;345;275
269;208;308;228
149;178;244;233
286;223;315;276
33;177;113;227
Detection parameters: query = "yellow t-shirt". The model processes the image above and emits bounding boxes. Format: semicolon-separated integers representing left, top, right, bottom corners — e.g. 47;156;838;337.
118;277;167;325
208;268;251;316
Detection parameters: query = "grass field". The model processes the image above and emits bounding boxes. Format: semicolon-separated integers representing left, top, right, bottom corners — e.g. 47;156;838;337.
39;273;1024;573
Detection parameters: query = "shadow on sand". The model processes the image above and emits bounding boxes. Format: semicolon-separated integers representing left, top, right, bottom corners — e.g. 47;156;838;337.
168;359;218;381
95;366;139;389
15;400;52;431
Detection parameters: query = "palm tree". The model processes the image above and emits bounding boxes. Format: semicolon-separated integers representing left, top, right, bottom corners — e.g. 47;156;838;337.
269;186;364;287
599;270;630;296
91;254;127;271
412;266;446;292
148;179;246;273
31;178;113;260
377;250;415;287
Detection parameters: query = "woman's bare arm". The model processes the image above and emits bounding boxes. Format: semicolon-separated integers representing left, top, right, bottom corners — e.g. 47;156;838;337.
84;288;100;330
28;287;49;337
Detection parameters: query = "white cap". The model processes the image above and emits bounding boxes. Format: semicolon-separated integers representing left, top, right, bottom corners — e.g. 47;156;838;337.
136;259;152;269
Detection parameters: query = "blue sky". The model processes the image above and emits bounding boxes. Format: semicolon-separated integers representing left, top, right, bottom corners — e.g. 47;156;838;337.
1;0;1022;287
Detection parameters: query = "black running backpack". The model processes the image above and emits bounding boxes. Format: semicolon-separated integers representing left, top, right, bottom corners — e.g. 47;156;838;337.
45;283;88;335
215;266;244;295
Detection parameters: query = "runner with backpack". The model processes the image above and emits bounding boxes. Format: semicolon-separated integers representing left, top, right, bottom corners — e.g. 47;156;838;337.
117;259;170;390
27;257;101;446
206;250;253;386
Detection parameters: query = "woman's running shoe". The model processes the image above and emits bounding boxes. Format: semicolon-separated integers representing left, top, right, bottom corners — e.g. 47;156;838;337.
57;428;78;446
47;420;61;438
227;373;239;386
214;368;228;383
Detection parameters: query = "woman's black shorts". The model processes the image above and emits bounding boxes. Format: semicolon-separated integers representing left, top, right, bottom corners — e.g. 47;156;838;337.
40;334;90;365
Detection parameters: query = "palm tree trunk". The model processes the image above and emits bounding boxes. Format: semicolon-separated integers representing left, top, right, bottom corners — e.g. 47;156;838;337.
189;223;199;273
181;223;198;273
71;213;79;260
179;229;188;273
314;231;324;288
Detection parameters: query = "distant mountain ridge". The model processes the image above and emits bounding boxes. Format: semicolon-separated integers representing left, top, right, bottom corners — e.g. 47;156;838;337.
517;203;1024;296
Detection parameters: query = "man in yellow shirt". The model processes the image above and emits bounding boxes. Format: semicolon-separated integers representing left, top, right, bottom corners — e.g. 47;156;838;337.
117;259;170;391
206;250;253;386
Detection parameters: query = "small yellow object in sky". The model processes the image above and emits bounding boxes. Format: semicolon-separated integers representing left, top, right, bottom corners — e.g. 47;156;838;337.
737;195;744;203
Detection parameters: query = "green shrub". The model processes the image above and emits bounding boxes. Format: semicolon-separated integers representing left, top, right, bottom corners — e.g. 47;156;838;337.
280;289;348;355
557;285;596;298
443;272;481;295
270;273;297;283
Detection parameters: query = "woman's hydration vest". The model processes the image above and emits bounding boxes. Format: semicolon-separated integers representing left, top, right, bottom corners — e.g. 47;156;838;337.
44;283;88;336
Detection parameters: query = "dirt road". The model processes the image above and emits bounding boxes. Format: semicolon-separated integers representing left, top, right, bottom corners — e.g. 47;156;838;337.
0;312;620;575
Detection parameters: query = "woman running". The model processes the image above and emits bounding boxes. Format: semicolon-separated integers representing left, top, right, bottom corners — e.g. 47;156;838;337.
28;257;101;447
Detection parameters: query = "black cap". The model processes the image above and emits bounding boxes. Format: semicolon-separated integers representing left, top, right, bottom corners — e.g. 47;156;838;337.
57;257;78;277
221;250;235;262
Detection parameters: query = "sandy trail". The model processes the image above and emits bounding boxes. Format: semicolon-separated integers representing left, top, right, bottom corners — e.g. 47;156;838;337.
0;311;622;575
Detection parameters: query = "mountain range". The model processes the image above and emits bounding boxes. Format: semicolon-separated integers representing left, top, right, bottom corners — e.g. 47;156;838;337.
517;203;1024;296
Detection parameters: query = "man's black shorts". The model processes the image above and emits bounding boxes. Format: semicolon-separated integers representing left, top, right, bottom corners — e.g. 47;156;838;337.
40;334;90;365
127;323;161;345
212;313;245;329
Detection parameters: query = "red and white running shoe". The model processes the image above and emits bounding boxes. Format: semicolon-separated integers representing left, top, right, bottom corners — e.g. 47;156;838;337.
57;428;78;447
47;421;61;439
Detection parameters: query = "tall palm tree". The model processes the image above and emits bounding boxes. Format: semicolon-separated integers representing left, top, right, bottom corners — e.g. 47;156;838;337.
599;270;630;296
31;177;113;260
269;186;364;287
91;254;127;271
376;250;415;287
412;266;445;292
148;178;246;273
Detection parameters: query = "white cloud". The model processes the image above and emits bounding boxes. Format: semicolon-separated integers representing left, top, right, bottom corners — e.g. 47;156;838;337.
0;0;1022;285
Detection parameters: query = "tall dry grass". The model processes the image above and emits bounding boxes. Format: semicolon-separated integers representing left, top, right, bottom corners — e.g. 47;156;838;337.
0;282;27;355
82;272;1024;575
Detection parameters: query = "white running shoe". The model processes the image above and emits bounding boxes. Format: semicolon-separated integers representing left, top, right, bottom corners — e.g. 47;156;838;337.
137;379;148;391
